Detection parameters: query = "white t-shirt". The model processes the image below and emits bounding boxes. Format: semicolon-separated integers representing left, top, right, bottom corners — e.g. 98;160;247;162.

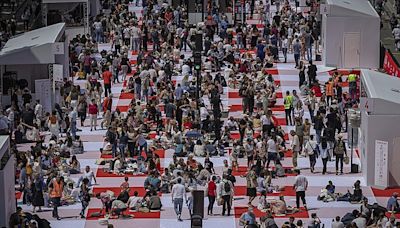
171;183;187;200
267;139;277;153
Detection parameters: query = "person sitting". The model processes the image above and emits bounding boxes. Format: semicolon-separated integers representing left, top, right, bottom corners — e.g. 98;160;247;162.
239;206;257;227
341;209;359;226
111;199;128;218
337;180;363;203
117;188;130;204
275;159;285;177
193;140;205;157
270;195;299;215
387;192;400;213
148;190;162;210
257;190;269;211
127;191;141;211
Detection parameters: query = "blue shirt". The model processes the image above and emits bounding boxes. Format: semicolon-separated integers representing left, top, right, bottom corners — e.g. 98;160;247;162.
175;87;183;100
387;196;399;211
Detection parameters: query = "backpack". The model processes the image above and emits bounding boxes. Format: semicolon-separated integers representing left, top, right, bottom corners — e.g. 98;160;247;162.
224;181;231;193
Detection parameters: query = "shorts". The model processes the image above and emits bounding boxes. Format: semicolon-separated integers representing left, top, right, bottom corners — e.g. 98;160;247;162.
247;188;257;197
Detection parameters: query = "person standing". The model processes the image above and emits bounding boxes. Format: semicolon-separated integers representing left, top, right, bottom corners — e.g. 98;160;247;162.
171;178;187;221
31;175;44;213
293;38;301;68
290;130;301;169
49;176;64;220
284;91;293;126
220;174;234;216
293;170;308;210
88;99;98;131
333;135;347;175
206;176;217;215
102;67;112;97
69;107;78;139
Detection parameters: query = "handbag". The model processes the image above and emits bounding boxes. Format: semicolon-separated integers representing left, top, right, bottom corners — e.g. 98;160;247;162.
343;155;350;165
217;197;224;206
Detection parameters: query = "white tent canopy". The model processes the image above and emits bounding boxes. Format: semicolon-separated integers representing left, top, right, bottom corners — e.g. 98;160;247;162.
361;69;400;106
0;23;65;65
326;0;379;18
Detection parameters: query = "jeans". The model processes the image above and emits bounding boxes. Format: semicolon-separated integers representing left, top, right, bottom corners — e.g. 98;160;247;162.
237;34;243;49
119;144;126;159
95;28;103;43
135;83;142;100
306;46;312;61
282;47;288;62
173;198;183;216
315;129;322;144
294;53;300;67
222;195;231;215
295;191;306;208
112;143;117;158
52;197;61;218
309;154;316;170
285;108;292;125
322;157;328;174
336;154;344;173
208;196;215;214
131;37;140;51
70;121;77;139
81;200;88;216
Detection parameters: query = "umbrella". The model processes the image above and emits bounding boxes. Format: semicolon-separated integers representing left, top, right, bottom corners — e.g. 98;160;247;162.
185;130;202;138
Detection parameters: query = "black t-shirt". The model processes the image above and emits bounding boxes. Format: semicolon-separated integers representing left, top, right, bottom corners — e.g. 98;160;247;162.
120;57;129;66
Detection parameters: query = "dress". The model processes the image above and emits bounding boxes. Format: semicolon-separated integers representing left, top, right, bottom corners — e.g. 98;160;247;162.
31;181;44;207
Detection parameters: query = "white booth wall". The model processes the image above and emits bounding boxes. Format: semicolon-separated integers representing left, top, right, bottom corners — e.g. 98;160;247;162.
359;70;400;188
0;136;15;228
361;110;400;187
322;16;380;68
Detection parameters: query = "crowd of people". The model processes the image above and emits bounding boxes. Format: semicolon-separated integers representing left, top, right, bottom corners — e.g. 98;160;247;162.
6;0;400;227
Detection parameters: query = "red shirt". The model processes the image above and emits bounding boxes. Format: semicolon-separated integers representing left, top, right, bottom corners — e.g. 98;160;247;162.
88;104;98;114
207;181;217;197
102;71;112;85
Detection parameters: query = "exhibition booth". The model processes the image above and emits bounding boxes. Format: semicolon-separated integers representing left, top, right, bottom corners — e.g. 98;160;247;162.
0;23;68;112
321;0;380;69
359;70;400;189
0;136;14;228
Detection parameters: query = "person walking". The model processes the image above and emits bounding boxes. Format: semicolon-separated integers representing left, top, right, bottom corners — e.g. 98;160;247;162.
334;135;347;175
102;67;112;97
206;176;217;215
49;176;64;220
290;130;301;169
293;38;301;68
79;178;90;218
220;174;234;216
293;170;308;210
246;167;258;206
171;178;187;221
318;137;330;175
304;135;318;173
88;99;98;131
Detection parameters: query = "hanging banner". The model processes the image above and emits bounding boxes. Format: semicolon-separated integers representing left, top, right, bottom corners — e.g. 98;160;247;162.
35;79;52;113
374;140;389;188
383;50;400;77
53;64;64;82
